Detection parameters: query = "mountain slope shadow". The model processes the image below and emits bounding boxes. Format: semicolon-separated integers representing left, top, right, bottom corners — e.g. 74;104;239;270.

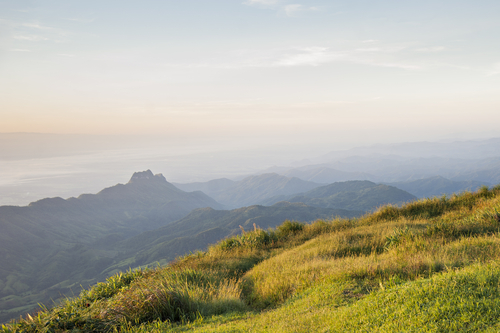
0;170;221;323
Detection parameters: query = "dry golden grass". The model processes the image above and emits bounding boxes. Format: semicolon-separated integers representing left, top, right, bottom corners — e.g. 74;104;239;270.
5;186;500;332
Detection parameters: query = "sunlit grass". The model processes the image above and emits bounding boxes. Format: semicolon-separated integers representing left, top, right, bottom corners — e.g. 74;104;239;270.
4;185;500;332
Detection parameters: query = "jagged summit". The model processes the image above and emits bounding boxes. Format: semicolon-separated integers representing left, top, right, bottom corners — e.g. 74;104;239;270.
128;170;167;184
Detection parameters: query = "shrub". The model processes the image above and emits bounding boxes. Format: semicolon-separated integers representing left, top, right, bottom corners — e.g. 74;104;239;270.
276;220;304;239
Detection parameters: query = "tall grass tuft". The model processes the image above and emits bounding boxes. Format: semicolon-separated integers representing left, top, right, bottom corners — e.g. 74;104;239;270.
104;268;246;325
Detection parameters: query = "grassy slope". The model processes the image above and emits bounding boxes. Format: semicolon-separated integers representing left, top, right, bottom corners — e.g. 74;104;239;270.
4;186;500;332
112;202;363;269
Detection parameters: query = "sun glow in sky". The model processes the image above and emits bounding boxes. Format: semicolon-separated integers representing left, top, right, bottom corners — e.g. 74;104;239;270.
1;0;500;146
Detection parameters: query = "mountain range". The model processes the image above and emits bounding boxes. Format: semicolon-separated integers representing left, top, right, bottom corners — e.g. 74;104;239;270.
8;185;500;332
174;173;323;209
0;170;221;323
260;180;417;211
384;176;490;198
1;167;486;324
252;157;500;187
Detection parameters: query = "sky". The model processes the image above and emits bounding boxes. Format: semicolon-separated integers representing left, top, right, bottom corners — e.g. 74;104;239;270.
1;0;500;148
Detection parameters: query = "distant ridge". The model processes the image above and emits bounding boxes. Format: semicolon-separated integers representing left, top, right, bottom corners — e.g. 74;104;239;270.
384;176;490;198
260;180;416;211
173;178;235;195
174;173;323;209
281;166;375;183
0;170;221;323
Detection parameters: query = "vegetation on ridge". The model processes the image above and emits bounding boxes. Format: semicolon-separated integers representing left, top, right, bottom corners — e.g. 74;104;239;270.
260;180;417;211
4;185;500;332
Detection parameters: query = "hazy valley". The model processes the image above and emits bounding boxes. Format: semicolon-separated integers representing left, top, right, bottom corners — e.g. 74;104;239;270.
3;1;500;330
1;136;499;327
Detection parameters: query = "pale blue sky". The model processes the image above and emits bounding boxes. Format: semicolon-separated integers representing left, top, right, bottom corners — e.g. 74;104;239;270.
1;0;500;148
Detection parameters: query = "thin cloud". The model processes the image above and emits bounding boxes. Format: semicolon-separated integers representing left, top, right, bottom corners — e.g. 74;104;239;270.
13;8;37;13
63;18;95;23
274;45;421;70
221;47;344;68
284;4;303;16
244;0;320;17
158;43;423;71
350;45;422;70
377;62;422;70
21;23;54;30
416;46;445;52
356;47;382;52
244;0;280;7
274;47;342;66
428;62;470;71
13;35;49;41
355;45;407;53
486;63;500;76
283;4;319;17
22;22;70;36
10;48;32;52
6;21;71;42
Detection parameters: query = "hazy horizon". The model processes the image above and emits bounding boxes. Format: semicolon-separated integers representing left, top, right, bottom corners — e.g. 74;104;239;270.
1;132;500;207
2;0;500;205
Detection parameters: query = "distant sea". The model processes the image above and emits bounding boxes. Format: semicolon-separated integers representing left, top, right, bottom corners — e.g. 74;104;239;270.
0;146;307;206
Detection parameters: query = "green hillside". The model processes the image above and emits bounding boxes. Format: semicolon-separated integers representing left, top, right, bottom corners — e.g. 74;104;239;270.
5;185;500;332
261;180;416;211
112;202;363;268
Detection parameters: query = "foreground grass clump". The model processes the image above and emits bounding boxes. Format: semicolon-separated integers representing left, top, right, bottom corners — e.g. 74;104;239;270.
4;186;500;332
3;265;247;332
333;261;500;332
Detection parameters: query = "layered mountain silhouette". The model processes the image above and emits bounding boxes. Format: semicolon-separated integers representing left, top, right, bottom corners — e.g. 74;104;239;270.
172;178;236;196
0;172;417;323
258;140;500;185
260;180;417;211
0;170;221;323
174;173;323;208
258;166;376;184
384;176;490;198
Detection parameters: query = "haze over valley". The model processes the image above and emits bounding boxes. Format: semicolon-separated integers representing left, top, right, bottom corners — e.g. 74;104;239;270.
2;134;499;207
1;135;498;323
2;0;500;330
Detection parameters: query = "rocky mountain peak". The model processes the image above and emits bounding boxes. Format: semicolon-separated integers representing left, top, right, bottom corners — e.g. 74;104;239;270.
128;170;166;183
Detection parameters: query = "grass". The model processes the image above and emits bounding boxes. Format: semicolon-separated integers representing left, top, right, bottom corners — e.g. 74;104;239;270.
4;185;500;332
